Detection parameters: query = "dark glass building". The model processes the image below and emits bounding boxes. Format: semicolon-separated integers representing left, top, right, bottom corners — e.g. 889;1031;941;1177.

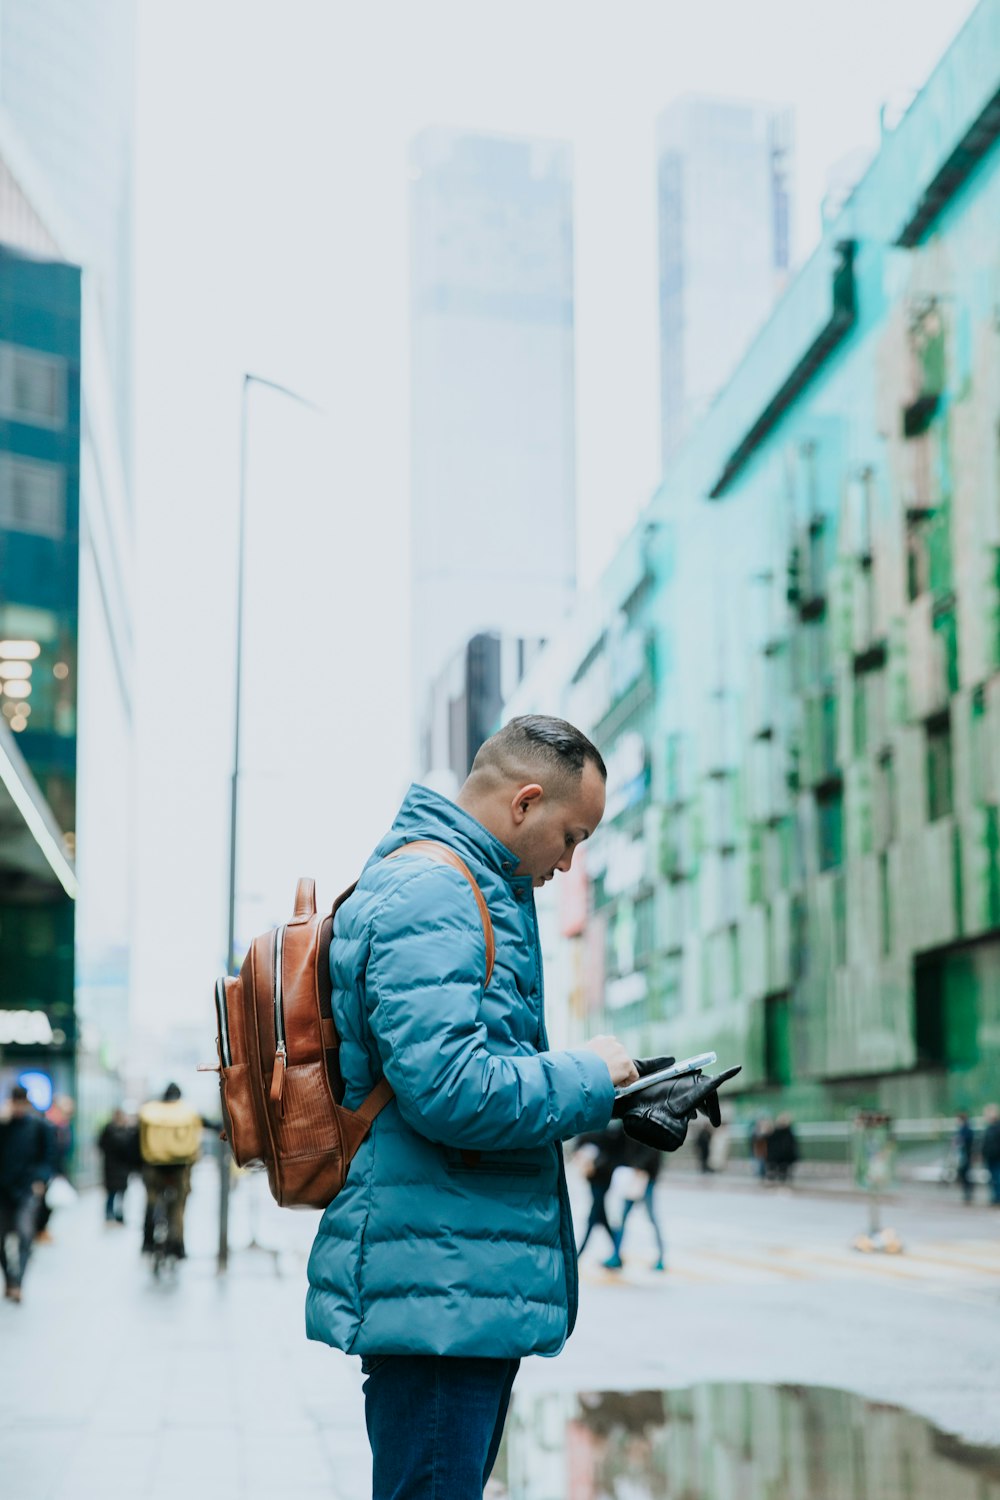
0;246;81;1104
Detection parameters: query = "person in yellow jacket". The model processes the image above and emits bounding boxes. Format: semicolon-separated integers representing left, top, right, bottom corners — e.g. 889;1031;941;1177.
138;1083;202;1257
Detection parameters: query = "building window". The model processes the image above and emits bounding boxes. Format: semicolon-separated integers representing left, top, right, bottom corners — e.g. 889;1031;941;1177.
879;851;892;956
817;783;843;871
853;679;868;757
906;511;932;601
0;343;66;427
970;687;992;806
874;750;896;850
719;848;738;925
832;873;847;966
764;993;791;1086
665;731;685;806
0;455;65;539
926;713;953;822
728;923;741;999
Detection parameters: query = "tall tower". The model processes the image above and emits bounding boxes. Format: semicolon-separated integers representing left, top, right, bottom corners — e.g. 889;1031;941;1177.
657;97;793;464
0;1;136;1153
409;129;577;769
0;0;136;482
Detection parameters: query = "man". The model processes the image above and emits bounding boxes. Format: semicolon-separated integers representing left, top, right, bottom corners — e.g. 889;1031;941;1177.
306;716;638;1497
98;1106;137;1224
139;1083;201;1257
954;1111;975;1204
0;1084;56;1303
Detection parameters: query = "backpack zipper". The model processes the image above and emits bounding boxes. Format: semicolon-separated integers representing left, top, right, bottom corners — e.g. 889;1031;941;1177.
270;925;287;1115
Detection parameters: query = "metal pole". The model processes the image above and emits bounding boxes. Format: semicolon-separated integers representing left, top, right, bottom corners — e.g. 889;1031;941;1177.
218;373;322;1275
226;374;251;981
219;374;251;1274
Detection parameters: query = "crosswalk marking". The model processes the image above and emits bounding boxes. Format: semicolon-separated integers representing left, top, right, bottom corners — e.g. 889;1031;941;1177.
579;1238;1000;1294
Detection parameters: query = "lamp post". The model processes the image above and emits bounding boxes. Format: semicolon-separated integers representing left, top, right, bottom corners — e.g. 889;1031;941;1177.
218;372;322;1273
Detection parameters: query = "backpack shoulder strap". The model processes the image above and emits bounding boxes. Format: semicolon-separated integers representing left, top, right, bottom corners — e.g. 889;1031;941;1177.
339;841;497;1162
383;840;495;987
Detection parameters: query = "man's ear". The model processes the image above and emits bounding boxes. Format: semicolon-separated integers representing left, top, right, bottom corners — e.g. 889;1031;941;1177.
510;784;543;825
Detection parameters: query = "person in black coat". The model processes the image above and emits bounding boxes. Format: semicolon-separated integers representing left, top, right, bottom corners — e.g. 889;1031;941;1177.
0;1085;56;1302
981;1104;1000;1207
97;1109;137;1224
766;1113;800;1185
572;1121;628;1257
608;1136;667;1272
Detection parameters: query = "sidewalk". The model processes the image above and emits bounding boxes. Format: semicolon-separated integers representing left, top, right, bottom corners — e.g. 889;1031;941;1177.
0;1164;371;1500
4;1157;998;1499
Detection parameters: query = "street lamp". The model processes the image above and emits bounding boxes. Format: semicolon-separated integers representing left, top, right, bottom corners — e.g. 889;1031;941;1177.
219;372;323;1272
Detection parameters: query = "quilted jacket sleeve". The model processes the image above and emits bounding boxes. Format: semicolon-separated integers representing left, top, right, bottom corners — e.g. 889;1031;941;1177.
366;864;615;1150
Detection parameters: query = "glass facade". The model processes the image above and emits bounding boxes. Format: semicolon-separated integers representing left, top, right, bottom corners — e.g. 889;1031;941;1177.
0;244;133;1166
511;4;1000;1121
0;248;80;1105
0;3;135;1167
0;0;136;481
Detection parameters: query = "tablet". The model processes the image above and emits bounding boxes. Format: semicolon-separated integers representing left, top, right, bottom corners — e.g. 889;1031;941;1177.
614;1051;718;1100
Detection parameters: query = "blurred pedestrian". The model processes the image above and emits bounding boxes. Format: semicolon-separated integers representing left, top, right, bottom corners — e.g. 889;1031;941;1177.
97;1108;136;1224
751;1117;772;1181
954;1112;975;1205
573;1120;628;1259
609;1137;666;1272
35;1093;75;1244
0;1084;56;1303
981;1105;1000;1207
694;1120;713;1173
139;1083;202;1257
709;1115;731;1173
767;1113;799;1185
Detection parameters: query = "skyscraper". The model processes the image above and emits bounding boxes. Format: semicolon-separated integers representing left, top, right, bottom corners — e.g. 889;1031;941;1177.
0;0;136;478
657;97;793;463
410;129;577;770
0;2;135;1160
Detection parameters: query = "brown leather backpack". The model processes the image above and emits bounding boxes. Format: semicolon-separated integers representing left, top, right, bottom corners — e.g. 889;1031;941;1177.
207;841;495;1209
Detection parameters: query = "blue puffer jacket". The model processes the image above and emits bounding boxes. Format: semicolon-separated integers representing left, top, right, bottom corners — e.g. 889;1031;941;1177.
305;784;616;1359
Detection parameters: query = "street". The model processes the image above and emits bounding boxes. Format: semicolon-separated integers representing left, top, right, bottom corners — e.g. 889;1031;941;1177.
2;1159;998;1499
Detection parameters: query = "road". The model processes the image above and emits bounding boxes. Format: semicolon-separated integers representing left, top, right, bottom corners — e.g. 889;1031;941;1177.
1;1158;997;1499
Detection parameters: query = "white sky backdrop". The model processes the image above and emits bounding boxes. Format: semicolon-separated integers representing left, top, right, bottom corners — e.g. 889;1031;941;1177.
131;0;978;1048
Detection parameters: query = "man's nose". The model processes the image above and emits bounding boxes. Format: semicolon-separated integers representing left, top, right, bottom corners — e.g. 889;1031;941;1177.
556;848;574;873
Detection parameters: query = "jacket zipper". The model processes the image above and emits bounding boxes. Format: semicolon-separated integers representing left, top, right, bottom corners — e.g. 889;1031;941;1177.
270;925;287;1115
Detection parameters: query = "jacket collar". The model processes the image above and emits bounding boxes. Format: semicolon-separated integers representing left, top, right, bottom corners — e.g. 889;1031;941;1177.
385;783;521;883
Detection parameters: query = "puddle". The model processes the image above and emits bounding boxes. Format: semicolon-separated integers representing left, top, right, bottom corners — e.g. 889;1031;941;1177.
495;1384;1000;1499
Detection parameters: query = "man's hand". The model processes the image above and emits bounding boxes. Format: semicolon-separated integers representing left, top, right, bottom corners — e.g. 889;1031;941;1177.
582;1035;639;1089
31;1180;46;1195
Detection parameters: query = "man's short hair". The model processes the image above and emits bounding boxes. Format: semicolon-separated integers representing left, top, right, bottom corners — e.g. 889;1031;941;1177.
10;1084;29;1104
472;715;607;790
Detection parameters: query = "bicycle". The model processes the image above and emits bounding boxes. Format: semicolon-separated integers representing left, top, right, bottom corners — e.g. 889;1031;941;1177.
150;1181;181;1279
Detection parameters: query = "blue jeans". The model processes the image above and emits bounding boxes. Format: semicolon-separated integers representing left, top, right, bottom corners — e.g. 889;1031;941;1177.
615;1181;666;1264
361;1353;519;1498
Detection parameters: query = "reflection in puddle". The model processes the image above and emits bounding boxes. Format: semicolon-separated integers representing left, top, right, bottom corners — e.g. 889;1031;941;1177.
498;1384;1000;1499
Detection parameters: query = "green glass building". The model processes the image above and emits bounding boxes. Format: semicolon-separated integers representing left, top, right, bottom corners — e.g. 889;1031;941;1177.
511;1;1000;1122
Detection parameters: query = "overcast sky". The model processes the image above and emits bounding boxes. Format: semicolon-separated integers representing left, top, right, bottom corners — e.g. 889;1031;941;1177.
131;0;978;1046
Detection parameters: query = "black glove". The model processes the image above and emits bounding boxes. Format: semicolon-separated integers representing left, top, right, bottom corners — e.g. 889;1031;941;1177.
614;1063;742;1153
611;1054;675;1113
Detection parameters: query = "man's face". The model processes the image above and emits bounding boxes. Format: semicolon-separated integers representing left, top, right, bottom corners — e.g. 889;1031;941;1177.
510;759;606;889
